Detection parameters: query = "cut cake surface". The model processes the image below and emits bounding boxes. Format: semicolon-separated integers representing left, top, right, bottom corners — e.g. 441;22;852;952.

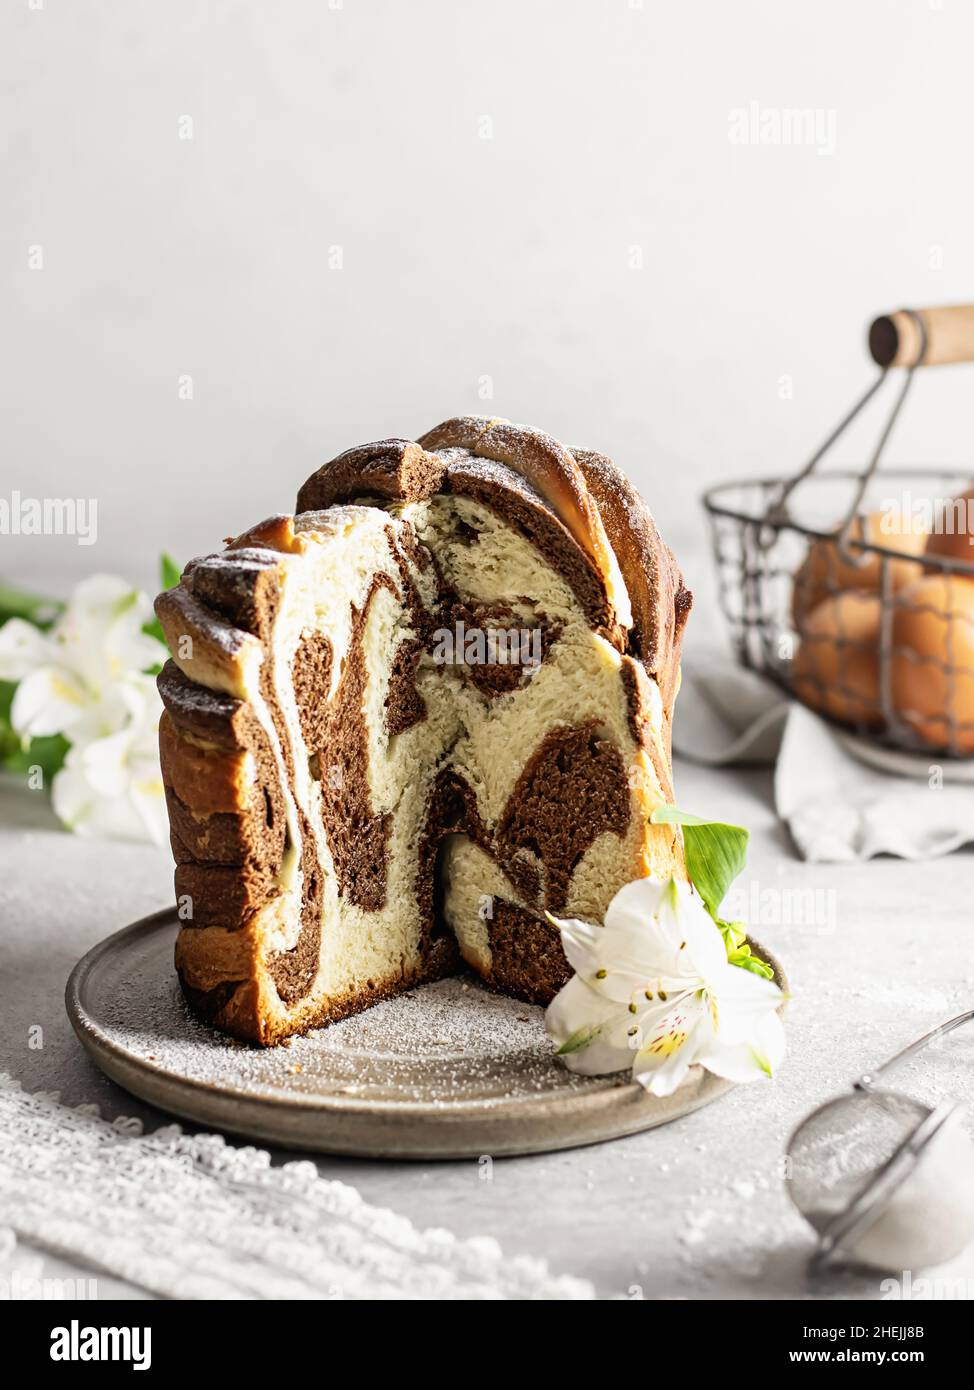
155;417;691;1044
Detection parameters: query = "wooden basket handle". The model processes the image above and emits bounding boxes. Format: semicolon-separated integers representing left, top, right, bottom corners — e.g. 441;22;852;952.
869;305;974;368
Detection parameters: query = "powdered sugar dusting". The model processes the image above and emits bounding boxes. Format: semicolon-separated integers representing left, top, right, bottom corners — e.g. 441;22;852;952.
86;923;607;1109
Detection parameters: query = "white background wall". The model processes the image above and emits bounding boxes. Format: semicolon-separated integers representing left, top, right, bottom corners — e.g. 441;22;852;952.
3;0;974;638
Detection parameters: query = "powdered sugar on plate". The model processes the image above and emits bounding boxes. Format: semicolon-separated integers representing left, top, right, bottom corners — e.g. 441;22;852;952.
86;920;601;1108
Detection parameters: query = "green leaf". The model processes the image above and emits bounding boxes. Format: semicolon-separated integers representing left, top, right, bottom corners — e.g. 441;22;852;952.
160;552;181;592
651;805;749;919
0;583;63;630
142;617;166;647
556;1023;603;1056
141;552;182;657
731;952;775;981
717;917;748;952
0;720;20;767
0;683;70;778
1;731;70;780
0;680;16;726
651;804;774;979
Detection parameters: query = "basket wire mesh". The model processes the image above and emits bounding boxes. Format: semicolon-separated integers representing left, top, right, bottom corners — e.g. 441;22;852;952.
704;308;974;759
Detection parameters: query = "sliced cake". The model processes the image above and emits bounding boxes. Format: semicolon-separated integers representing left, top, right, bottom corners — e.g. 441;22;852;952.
155;416;691;1043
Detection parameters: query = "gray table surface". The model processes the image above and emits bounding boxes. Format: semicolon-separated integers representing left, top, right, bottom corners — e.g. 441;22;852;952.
2;753;974;1301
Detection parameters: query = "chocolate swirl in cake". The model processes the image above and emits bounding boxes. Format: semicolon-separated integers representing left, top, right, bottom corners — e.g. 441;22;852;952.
156;417;691;1044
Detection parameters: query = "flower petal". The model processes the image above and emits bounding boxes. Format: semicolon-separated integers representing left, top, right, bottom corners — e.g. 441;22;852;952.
708;963;784;1043
52;754;163;843
669;885;729;981
10;666;90;738
0;619;53;682
608;876;728;982
51;575;164;687
48;668;165;844
697;1009;786;1084
545;976;634;1076
552;914;605;978
128;769;168;845
602;875;669;934
50;760;97;833
603;878;688;979
630;1000;705;1095
549;912;652;1003
76;730;132;797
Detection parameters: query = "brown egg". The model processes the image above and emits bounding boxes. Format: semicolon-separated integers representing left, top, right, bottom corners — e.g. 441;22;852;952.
792;509;927;627
923;485;974;569
790;591;884;728
891;575;974;753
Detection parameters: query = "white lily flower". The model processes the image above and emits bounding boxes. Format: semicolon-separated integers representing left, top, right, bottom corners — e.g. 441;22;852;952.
0;574;168;844
0;575;165;740
545;877;785;1097
51;673;168;845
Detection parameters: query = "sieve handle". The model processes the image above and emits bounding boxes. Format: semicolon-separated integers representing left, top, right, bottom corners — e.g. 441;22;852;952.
869;305;974;368
855;1007;974;1090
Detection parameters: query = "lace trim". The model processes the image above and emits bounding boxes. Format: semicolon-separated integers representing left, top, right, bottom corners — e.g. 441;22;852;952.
0;1074;592;1300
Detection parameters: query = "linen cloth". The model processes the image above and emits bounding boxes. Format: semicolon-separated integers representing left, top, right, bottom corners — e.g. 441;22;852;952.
674;657;974;862
0;1075;592;1300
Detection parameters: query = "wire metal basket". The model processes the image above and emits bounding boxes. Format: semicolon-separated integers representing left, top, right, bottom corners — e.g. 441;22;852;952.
703;306;974;759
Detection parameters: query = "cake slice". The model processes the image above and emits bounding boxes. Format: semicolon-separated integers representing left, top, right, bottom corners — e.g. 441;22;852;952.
155;417;691;1044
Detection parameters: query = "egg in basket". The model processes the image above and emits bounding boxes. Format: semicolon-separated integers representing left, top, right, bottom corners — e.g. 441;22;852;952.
705;305;974;757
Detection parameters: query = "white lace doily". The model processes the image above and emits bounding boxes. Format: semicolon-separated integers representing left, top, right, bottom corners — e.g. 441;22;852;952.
0;1075;592;1300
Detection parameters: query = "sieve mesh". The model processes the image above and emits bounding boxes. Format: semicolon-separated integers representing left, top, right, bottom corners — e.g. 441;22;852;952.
786;1090;930;1233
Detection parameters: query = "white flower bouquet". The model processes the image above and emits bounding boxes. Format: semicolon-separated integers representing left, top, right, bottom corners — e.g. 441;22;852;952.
0;560;179;844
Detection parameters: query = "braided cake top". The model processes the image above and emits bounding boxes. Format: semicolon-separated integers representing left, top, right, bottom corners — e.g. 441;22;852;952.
296;415;691;704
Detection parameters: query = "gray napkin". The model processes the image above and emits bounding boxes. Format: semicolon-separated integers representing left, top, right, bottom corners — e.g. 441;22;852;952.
674;657;974;862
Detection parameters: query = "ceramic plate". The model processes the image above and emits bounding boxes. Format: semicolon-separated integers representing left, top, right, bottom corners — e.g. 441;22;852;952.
66;908;787;1159
838;730;974;783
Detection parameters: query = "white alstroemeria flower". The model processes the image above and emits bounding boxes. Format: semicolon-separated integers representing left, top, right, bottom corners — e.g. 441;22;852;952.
0;575;165;740
51;673;168;845
546;877;785;1097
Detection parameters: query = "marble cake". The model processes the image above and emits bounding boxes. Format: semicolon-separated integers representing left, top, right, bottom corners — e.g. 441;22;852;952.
155;417;692;1044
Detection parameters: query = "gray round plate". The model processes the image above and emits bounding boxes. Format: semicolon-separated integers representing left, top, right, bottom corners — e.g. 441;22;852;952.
838;730;974;783
66;908;787;1159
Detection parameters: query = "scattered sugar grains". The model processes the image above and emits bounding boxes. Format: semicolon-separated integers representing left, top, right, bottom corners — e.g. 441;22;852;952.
97;958;603;1105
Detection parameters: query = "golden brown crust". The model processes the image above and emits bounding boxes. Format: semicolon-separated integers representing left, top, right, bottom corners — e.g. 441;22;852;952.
297;418;691;678
159;712;254;815
181;547;283;638
572;446;691;719
174;916;266;1036
158;660;250;748
226;513;297;554
177;929;459;1045
155;585;259;699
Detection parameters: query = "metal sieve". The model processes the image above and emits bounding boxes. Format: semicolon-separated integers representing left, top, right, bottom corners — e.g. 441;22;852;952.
785;1009;974;1274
